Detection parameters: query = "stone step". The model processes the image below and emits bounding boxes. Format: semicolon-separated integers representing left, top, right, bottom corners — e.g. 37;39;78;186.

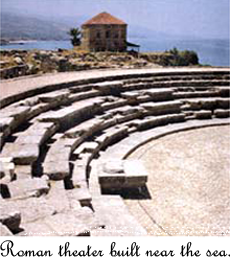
37;98;104;128
173;90;221;99
194;110;212;120
1;176;50;199
64;118;104;139
123;80;230;91
132;113;186;131
18;207;98;236
123;74;230;85
1;122;58;165
38;90;70;103
91;195;147;236
181;97;230;111
141;100;182;116
98;159;148;191
93;80;123;95
143;88;174;101
68;90;101;103
43;138;75;180
1;142;39;165
214;109;230;118
95;126;129;150
0;106;31;147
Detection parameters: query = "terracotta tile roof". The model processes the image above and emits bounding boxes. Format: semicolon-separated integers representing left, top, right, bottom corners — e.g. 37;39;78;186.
82;12;126;25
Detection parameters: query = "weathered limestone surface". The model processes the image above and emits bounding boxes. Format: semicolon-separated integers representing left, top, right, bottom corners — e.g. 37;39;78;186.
6;177;50;199
1;143;39;165
0;68;229;236
92;195;147;236
0;157;15;181
38;90;70;103
195;110;212;119
98;159;148;190
214;109;230;118
141;100;182;115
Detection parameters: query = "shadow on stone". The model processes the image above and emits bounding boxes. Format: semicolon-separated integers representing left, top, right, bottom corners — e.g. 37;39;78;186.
101;185;152;200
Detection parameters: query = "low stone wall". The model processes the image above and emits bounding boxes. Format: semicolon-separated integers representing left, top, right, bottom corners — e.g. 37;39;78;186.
0;64;29;79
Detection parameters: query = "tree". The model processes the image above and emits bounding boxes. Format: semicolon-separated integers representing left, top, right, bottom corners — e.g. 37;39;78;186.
181;50;199;65
68;28;81;46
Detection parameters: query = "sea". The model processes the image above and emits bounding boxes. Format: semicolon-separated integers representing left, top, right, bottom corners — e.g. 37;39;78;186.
1;38;229;67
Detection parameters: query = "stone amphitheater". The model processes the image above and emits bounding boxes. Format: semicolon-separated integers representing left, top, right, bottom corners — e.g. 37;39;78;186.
0;68;229;236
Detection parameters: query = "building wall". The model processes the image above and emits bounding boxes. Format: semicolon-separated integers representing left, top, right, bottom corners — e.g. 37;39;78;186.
81;24;127;52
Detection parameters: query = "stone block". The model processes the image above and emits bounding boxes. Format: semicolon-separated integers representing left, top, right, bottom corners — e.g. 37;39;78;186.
38;90;69;103
143;88;173;100
0;117;14;132
98;159;148;190
64;118;103;138
1;143;39;165
43;161;70;180
43;212;90;236
214;109;230;118
71;160;88;188
0;158;15;181
141;100;181;116
66;187;92;207
195;110;212;119
7;176;50;199
93;81;123;95
73;142;99;156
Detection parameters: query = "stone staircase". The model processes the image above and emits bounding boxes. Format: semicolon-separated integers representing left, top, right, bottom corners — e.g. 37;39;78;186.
0;68;229;236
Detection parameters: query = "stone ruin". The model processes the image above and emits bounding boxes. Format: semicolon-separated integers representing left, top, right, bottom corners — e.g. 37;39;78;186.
0;68;230;236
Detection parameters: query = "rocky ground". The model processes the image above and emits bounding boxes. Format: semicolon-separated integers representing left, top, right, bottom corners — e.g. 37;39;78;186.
0;49;168;79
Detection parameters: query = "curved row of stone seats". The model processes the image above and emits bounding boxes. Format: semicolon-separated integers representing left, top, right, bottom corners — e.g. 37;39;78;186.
40;93;228;184
40;99;187;181
87;118;230;216
0;69;229;236
0;89;229;185
1;70;229;146
1;78;229;178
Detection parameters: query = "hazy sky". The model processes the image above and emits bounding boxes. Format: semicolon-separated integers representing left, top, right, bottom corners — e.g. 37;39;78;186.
1;0;229;39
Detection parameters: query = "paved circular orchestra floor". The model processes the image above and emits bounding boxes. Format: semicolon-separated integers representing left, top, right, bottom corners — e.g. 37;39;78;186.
125;125;230;236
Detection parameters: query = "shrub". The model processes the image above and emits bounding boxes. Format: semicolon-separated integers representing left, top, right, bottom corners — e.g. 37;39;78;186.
166;48;199;66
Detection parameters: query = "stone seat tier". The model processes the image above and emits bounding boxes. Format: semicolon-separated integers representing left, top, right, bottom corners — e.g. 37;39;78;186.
122;80;230;92
1;73;228;149
173;90;223;99
0;122;58;165
123;73;230;85
41;96;228;181
96;118;230;166
1;69;230;236
1;83;228;171
180;97;230;111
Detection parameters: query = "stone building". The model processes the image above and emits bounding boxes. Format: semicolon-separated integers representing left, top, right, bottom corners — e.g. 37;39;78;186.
81;12;127;52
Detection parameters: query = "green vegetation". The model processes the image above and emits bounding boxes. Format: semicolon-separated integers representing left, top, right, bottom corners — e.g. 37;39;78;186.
140;48;199;67
68;28;81;47
164;47;199;66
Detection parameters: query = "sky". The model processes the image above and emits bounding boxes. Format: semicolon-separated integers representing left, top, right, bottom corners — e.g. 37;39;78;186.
1;0;229;39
